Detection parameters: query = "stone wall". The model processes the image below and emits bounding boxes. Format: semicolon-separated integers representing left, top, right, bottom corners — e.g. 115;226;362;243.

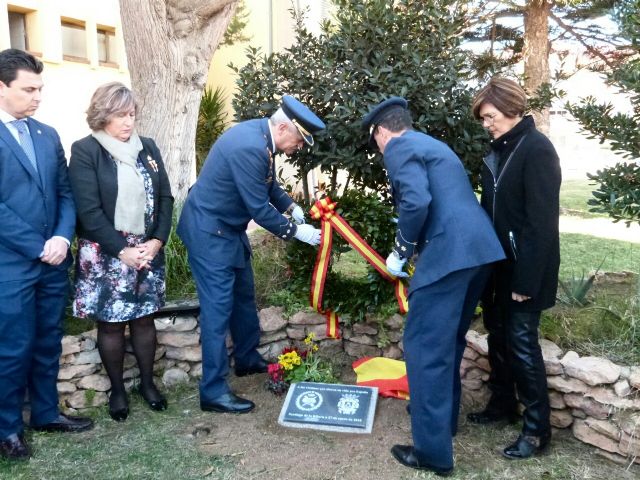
59;305;640;465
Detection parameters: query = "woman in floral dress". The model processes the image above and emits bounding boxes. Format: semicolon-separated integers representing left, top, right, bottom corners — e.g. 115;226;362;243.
68;82;173;421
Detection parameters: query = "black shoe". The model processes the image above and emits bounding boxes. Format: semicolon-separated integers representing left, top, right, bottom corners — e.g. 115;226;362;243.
235;358;268;377
201;393;255;414
391;445;453;476
136;385;168;412
466;408;518;425
32;414;94;433
502;434;550;460
0;433;30;460
108;392;129;422
109;406;129;422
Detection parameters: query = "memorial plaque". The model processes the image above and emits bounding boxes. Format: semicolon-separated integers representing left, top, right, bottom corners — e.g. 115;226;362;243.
278;382;378;434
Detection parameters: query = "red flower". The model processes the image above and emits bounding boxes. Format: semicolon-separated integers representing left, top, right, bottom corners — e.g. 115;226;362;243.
267;362;284;382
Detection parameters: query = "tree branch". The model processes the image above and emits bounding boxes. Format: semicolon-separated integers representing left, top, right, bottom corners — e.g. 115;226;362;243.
195;0;237;20
549;10;615;68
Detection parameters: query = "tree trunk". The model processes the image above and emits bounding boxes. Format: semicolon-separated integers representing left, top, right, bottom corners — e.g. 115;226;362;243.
523;0;551;136
119;0;238;202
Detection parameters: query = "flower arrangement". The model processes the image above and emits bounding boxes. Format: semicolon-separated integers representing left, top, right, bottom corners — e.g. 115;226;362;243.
265;333;339;395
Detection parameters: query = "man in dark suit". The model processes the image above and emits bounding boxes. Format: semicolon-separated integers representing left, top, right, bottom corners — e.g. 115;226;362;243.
178;95;324;414
362;97;505;475
0;49;93;460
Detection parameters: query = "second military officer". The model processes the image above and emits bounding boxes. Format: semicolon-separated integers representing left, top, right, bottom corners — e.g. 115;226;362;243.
362;97;505;475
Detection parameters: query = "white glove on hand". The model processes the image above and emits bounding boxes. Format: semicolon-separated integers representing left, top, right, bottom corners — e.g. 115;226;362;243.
294;224;321;246
291;204;306;225
386;251;409;278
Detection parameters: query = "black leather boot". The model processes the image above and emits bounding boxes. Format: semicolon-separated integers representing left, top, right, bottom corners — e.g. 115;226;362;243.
508;311;551;438
503;433;550;459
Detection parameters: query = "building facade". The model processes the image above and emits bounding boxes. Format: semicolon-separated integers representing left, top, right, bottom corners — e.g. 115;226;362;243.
0;0;128;153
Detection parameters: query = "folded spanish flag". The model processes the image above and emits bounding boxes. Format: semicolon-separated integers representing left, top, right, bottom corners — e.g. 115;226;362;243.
352;357;409;400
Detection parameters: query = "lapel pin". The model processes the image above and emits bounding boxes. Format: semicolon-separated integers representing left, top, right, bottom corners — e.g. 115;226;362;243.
147;155;158;172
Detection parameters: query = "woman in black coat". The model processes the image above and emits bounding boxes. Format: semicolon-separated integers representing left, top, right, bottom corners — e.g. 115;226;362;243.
68;82;174;421
467;77;561;459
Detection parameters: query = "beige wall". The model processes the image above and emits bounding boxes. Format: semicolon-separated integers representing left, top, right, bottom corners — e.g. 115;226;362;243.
0;0;128;154
208;0;331;121
207;0;331;197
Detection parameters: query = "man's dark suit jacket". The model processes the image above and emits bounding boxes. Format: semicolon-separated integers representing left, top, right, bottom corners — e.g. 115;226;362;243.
68;135;173;258
0;117;75;281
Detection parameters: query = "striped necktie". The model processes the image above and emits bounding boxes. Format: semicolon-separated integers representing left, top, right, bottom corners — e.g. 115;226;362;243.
12;119;38;172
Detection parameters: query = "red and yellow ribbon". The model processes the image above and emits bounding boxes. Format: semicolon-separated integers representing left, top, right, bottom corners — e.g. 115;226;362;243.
309;197;409;339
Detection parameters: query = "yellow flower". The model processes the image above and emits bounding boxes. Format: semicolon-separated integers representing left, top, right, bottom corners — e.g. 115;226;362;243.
278;351;301;370
312;345;319;352
303;332;316;345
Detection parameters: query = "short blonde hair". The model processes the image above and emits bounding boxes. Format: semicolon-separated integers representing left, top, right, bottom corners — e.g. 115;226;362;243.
472;77;527;120
86;82;138;131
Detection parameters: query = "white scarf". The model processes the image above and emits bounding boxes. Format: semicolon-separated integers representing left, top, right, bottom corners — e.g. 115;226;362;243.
92;130;146;235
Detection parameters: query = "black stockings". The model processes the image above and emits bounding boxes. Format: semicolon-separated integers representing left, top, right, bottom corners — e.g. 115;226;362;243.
97;315;162;409
129;315;163;403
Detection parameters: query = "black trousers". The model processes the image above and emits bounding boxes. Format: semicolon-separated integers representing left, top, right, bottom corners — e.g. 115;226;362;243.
483;304;551;436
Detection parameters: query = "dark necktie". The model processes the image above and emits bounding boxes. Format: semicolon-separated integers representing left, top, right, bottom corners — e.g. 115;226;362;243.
12;119;38;172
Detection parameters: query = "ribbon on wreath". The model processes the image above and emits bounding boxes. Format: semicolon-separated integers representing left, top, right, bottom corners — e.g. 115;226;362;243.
309;197;409;339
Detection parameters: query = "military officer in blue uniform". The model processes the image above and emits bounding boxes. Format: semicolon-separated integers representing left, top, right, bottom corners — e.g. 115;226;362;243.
178;95;325;414
362;97;505;475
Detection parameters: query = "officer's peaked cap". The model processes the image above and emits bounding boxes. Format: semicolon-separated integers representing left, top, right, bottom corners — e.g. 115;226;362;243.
281;95;326;146
361;97;409;148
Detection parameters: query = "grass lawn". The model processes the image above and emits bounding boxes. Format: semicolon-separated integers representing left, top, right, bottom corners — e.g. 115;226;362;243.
330;231;639;283
1;377;637;480
560;178;604;218
0;384;236;480
560;232;639;278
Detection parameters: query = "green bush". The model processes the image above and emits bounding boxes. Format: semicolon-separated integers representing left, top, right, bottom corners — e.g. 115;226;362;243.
231;0;487;196
164;205;196;301
566;0;640;226
195;86;228;176
249;231;293;309
281;190;400;323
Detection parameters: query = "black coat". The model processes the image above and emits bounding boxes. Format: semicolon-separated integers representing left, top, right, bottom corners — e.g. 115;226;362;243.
480;116;561;312
68;135;174;258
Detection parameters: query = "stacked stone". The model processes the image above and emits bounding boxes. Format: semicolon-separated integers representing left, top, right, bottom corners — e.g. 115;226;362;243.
459;331;492;408
462;330;640;465
57;314;202;411
257;307;344;360
57;306;640;465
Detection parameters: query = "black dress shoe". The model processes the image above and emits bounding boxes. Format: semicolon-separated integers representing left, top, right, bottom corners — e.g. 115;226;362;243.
0;433;30;460
391;445;453;476
136;386;168;412
109;406;129;422
32;414;94;433
143;396;167;412
502;434;550;459
235;358;268;377
466;408;518;425
108;392;129;422
201;393;255;414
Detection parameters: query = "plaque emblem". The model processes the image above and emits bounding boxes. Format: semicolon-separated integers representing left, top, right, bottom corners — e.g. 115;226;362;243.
295;391;323;411
337;394;360;415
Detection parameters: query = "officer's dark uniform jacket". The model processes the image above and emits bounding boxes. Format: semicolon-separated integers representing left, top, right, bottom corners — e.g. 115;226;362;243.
480;115;561;312
178;118;296;267
386;130;505;293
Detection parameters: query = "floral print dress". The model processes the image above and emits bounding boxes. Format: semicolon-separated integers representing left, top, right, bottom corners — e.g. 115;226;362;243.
73;156;166;322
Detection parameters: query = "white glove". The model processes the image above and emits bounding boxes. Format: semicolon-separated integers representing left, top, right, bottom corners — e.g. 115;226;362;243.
386;251;409;278
291;204;306;225
294;224;321;246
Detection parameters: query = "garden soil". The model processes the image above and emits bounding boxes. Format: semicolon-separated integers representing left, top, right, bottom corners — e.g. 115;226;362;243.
183;362;638;480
